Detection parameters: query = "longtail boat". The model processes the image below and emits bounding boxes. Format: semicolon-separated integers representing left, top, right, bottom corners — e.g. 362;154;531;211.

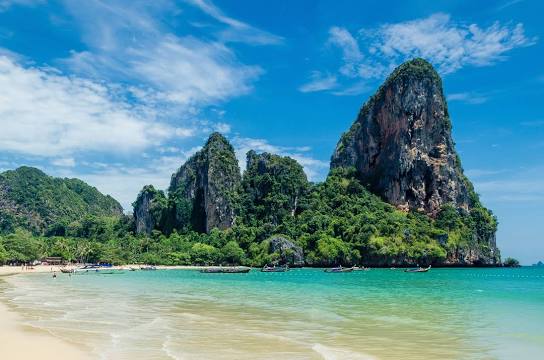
404;265;432;273
261;265;289;272
324;266;353;273
200;266;251;274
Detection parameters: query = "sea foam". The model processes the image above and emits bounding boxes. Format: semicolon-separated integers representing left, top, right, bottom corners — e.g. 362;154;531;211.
312;343;377;360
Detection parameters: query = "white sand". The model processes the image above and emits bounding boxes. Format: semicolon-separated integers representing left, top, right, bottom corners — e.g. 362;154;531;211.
0;263;229;359
0;299;91;359
0;264;215;276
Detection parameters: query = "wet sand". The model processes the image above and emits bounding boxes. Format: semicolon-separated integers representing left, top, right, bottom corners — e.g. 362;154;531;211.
0;300;91;359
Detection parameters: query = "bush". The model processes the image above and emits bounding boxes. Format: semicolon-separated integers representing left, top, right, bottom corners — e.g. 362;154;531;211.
503;257;520;267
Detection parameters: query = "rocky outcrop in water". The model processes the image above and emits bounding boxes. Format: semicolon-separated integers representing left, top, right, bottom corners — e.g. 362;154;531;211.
168;133;241;233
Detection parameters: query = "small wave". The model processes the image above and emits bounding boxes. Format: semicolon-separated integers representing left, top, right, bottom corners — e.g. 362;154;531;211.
178;312;212;321
365;314;421;325
162;335;185;360
312;343;377;360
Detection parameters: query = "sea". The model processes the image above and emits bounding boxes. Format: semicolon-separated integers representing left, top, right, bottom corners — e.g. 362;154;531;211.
1;267;543;359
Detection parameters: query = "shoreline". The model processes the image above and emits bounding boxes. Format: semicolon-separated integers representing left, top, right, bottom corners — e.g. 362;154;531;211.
0;264;218;277
0;264;512;277
0;294;91;359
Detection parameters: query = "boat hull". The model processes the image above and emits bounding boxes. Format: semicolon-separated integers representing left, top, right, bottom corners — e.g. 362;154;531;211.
200;267;251;274
324;268;354;273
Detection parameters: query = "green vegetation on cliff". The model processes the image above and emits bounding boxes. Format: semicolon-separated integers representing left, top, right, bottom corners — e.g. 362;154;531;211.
0;167;122;235
0;165;495;267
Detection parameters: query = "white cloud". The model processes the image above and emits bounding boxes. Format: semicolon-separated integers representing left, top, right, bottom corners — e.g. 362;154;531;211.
364;13;535;74
328;26;363;77
175;127;196;138
213;122;231;134
62;0;263;108
0;56;174;156
128;36;262;105
331;81;371;96
232;137;328;181
306;13;536;95
51;157;76;167
447;92;489;104
187;0;283;45
299;71;338;93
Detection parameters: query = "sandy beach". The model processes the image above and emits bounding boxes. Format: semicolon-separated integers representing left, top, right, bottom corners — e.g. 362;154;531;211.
0;265;208;359
0;295;91;359
0;264;213;277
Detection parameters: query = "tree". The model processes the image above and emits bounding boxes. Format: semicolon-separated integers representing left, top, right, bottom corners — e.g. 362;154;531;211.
316;234;351;266
190;243;219;265
503;257;520;267
1;230;41;263
0;242;8;264
221;241;245;265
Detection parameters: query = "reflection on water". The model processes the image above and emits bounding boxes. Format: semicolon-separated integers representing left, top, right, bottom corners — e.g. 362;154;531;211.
1;268;543;359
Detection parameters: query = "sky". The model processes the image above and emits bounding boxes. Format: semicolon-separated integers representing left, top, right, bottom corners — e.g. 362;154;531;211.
0;0;542;264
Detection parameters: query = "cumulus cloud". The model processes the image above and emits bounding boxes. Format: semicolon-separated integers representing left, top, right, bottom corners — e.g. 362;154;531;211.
62;1;263;108
51;157;76;167
304;13;536;95
0;56;177;156
366;13;535;74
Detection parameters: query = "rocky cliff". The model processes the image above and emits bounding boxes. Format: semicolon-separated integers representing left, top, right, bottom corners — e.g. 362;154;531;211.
168;133;241;233
331;58;499;265
132;185;167;235
331;58;470;216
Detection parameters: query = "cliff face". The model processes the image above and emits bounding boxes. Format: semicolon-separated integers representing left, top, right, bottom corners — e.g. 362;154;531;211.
331;58;499;265
331;59;470;216
169;133;241;233
133;185;167;236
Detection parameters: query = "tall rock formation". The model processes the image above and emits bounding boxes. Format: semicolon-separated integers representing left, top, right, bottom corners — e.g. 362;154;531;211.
331;58;499;265
241;151;309;225
132;185;167;235
168;133;241;233
331;58;469;216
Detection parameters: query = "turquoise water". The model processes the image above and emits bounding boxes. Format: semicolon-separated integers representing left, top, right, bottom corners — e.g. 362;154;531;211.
1;267;543;359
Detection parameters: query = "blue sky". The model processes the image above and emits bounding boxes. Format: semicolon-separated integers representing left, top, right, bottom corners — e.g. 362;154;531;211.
0;0;542;264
